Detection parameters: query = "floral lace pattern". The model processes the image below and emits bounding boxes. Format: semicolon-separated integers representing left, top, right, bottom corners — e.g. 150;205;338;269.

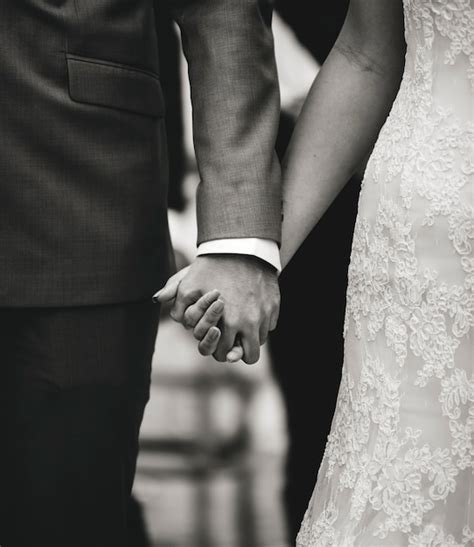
404;0;474;85
297;1;473;545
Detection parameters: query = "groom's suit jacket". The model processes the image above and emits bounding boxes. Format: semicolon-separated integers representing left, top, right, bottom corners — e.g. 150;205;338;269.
0;0;281;307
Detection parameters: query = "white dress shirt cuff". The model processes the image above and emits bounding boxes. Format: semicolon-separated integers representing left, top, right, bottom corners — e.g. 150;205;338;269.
197;238;281;273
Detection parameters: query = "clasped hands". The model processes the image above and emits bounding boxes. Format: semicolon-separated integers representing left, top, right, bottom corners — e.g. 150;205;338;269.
155;255;280;364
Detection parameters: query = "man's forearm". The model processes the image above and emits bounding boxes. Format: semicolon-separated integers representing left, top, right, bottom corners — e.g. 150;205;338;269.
167;0;282;244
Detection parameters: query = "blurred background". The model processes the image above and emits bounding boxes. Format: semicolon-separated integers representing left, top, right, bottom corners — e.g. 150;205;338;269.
132;2;358;545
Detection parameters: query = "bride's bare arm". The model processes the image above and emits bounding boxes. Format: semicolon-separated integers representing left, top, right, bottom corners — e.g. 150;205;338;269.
280;0;406;269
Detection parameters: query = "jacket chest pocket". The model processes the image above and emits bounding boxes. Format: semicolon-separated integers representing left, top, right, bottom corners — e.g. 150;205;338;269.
67;54;165;118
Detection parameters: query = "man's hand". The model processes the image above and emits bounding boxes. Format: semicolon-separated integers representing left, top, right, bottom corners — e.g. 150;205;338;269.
155;255;280;364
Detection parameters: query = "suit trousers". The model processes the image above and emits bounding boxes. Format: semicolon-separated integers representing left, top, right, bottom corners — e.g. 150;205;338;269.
0;300;160;547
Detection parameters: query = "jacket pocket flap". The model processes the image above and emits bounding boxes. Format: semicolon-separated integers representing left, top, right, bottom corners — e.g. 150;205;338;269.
67;54;165;118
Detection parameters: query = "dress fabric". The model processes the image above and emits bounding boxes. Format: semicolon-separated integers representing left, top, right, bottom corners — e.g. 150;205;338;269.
297;1;474;545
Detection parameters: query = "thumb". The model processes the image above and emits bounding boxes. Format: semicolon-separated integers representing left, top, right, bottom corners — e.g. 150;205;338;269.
153;266;190;302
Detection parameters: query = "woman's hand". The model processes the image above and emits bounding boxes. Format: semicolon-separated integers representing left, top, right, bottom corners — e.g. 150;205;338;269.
154;266;190;303
154;269;244;361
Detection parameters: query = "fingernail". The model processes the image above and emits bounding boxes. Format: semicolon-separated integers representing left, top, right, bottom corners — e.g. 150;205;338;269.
214;300;224;310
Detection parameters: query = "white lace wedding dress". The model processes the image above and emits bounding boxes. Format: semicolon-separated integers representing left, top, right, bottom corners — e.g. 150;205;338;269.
296;1;473;545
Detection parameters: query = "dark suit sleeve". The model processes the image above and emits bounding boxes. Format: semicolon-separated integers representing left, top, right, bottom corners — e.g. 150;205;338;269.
162;0;282;245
